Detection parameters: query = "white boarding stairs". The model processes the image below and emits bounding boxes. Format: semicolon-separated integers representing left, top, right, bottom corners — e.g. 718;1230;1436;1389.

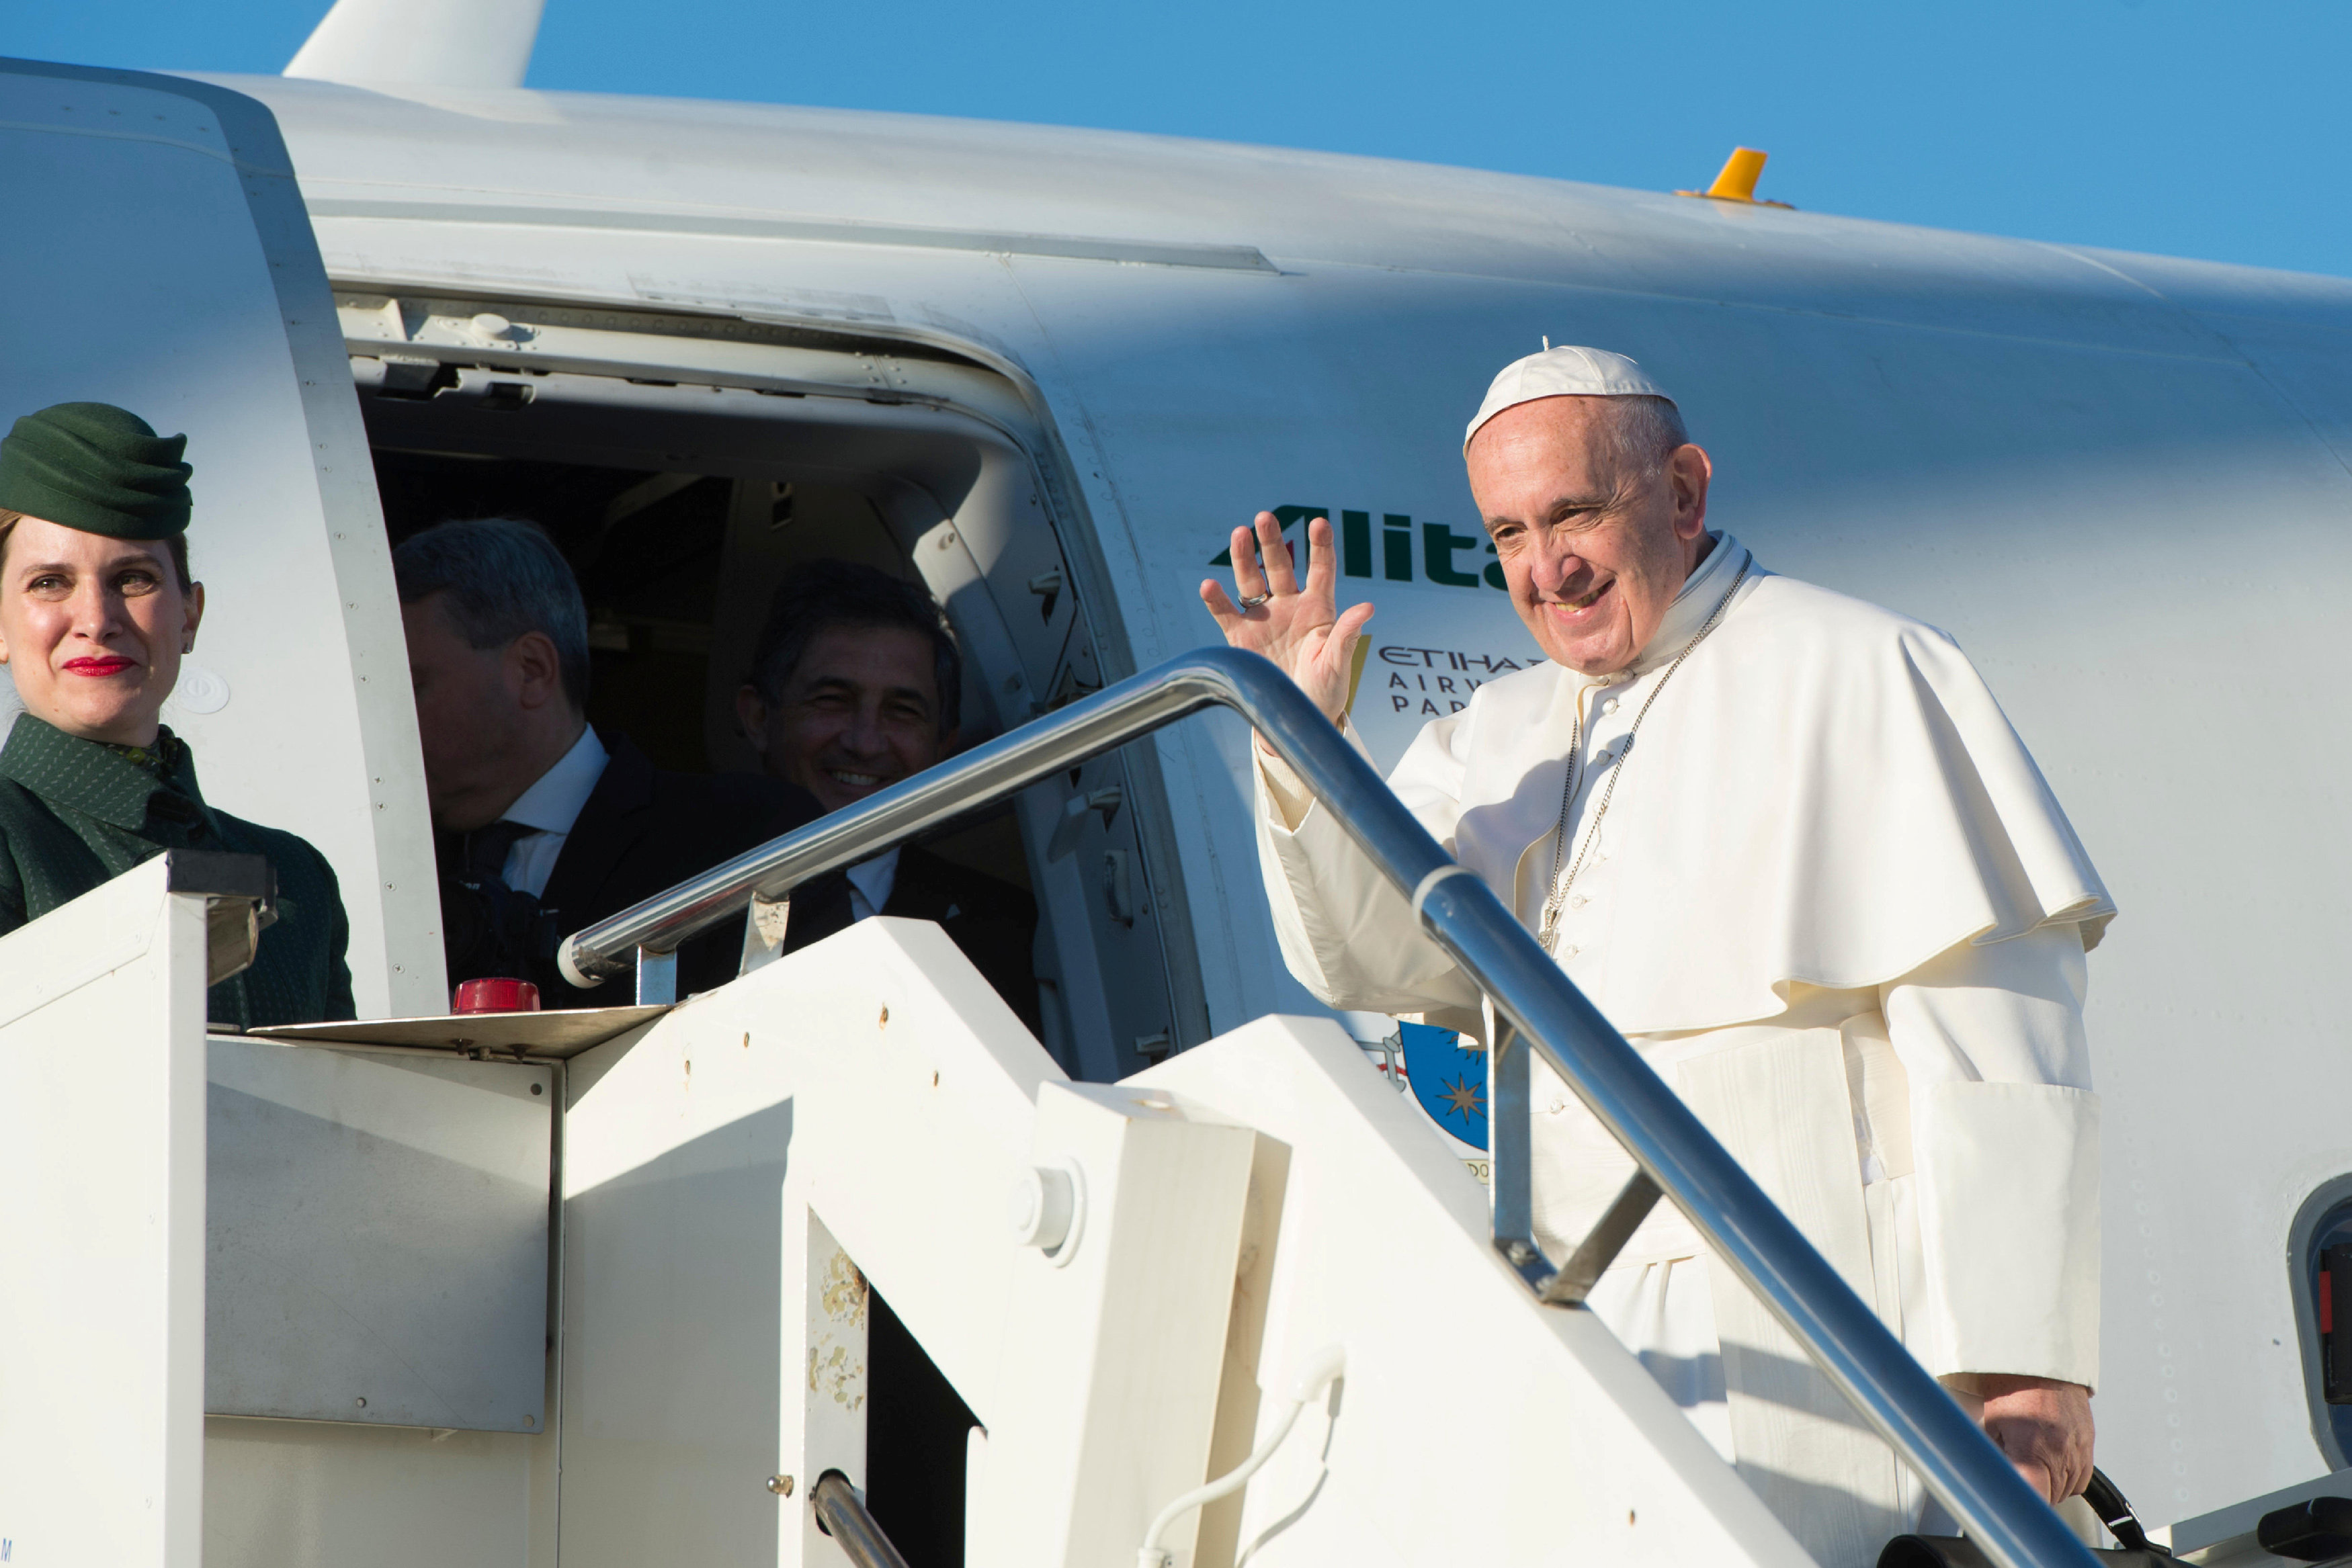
0;650;2122;1567
583;912;1800;1567
0;847;1822;1567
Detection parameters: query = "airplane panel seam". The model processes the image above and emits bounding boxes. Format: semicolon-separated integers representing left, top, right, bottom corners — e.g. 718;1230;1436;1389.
302;196;1279;273
1249;251;2279;364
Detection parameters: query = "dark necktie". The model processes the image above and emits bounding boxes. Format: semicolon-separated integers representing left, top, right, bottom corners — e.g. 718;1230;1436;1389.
463;820;537;889
443;820;557;986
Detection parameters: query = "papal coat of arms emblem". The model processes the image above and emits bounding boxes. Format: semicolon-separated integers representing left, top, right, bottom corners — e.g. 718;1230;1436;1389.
1397;1020;1486;1151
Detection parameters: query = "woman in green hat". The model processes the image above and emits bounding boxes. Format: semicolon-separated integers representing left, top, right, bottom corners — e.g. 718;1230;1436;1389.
0;401;353;1027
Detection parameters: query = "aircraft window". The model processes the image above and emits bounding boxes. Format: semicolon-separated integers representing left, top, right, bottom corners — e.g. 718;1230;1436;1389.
2287;1178;2352;1466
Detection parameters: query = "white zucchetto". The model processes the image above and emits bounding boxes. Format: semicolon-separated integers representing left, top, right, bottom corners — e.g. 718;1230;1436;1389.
1464;345;1675;452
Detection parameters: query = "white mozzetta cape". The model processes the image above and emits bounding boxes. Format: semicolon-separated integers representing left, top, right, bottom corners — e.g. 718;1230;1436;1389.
1263;543;2113;1035
1255;538;2113;1565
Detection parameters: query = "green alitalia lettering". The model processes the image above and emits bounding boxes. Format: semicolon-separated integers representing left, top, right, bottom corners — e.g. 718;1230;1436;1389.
1341;511;1372;578
1423;521;1484;587
1208;504;1324;568
1210;503;1504;591
1382;514;1413;580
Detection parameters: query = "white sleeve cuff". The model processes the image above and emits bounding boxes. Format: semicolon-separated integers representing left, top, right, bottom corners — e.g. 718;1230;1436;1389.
1254;742;1317;832
1249;716;1476;1016
1253;713;1366;833
1914;1080;2101;1388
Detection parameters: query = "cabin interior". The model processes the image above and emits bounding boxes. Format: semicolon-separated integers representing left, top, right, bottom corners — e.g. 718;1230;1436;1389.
345;289;1207;1090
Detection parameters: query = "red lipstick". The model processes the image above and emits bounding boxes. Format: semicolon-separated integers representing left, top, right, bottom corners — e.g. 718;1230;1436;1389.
62;656;134;678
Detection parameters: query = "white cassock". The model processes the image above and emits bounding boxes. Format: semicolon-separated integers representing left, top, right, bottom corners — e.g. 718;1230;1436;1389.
1254;532;2113;1568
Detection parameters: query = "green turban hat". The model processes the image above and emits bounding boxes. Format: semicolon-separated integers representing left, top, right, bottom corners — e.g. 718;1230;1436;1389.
0;402;192;539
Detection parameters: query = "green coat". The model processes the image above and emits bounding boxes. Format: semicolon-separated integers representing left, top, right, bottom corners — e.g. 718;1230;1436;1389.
0;715;355;1027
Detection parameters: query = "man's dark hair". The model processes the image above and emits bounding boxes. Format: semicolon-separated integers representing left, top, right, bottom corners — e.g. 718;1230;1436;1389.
392;517;592;711
747;560;961;734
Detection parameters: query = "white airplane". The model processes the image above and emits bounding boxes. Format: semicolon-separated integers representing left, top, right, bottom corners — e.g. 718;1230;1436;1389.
1;0;2349;1563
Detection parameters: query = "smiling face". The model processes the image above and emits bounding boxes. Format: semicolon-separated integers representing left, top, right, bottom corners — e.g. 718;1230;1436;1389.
737;623;951;814
1468;396;1712;676
0;514;203;746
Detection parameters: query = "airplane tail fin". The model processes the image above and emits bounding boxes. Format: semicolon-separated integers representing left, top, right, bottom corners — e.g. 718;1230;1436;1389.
284;0;546;89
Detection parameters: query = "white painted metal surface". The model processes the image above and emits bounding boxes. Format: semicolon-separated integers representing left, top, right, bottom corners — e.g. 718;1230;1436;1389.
0;859;212;1567
1138;1019;1818;1567
556;917;1053;1565
974;1079;1256;1568
0;38;2345;1557
202;1415;552;1568
178;71;2352;1522
556;914;1812;1567
0;856;561;1567
555;1000;806;1565
206;1040;554;1432
0;62;443;1019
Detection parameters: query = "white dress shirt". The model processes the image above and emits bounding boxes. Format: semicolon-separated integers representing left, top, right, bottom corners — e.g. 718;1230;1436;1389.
845;847;902;920
496;726;610;899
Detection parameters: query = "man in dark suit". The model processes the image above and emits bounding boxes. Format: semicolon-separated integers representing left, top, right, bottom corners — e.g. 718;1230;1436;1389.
735;556;1032;1568
739;559;1040;1033
396;518;817;1006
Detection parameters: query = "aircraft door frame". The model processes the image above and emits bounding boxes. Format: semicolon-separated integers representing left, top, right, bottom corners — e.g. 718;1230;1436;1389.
329;290;1210;1073
0;58;442;1017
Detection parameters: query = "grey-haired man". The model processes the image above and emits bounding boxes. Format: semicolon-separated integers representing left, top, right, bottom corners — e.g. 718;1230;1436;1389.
396;517;818;1006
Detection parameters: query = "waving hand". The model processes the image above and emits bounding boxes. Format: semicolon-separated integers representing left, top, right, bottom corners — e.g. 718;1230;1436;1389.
1200;512;1374;726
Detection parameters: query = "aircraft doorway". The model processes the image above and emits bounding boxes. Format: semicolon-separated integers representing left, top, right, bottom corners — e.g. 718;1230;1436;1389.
343;289;1201;1084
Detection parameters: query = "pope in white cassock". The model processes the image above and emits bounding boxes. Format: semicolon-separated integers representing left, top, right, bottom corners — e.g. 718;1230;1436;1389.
1202;347;2114;1567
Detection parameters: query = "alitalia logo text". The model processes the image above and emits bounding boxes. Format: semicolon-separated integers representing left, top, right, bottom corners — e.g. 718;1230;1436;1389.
1210;505;1505;591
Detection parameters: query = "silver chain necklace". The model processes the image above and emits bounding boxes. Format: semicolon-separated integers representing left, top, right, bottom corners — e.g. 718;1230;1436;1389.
1538;560;1751;955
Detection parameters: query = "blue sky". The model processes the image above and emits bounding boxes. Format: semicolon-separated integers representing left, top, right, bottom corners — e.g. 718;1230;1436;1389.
7;0;2345;278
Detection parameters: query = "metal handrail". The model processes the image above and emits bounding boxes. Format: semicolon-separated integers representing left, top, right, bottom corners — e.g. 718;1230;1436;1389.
810;1471;912;1568
558;646;2097;1568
